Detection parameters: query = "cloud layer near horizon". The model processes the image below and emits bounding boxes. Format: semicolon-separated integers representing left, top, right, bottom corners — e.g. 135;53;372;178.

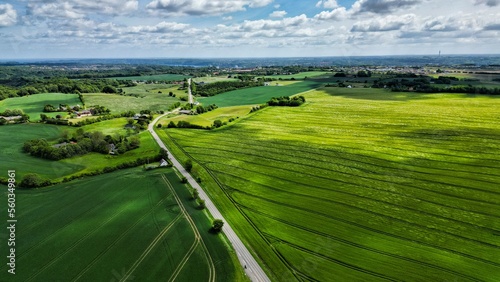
0;0;499;58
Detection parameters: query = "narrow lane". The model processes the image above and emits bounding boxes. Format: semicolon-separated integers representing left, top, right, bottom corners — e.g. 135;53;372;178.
148;113;271;282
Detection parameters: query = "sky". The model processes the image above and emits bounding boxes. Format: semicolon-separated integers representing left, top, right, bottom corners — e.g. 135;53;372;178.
0;0;499;59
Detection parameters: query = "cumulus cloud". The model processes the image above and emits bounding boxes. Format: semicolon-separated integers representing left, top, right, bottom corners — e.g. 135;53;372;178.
316;0;339;9
146;0;273;16
474;0;499;7
131;21;190;33
314;7;349;21
270;10;287;18
0;4;17;27
351;14;415;32
27;0;138;18
352;0;421;14
239;14;308;32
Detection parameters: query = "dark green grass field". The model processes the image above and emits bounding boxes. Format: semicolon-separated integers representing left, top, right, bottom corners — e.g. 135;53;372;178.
0;168;246;281
0;93;81;121
0;122;159;181
0;124;84;179
161;88;500;281
198;80;321;107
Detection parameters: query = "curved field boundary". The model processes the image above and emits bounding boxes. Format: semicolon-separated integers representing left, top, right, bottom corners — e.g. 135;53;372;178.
164;130;303;281
161;174;215;282
119;213;185;282
71;184;177;281
25;200;139;282
205;160;500;236
230;186;500;268
248;208;482;281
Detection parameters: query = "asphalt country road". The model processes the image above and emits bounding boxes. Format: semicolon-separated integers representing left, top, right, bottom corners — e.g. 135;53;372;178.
148;113;271;282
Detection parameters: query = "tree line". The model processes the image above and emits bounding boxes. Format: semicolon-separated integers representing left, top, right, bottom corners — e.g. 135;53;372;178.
372;77;500;95
194;80;261;97
23;129;140;161
267;96;306;107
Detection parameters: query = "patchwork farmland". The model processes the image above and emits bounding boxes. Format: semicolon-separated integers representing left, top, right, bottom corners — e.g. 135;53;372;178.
0;168;246;282
160;88;500;281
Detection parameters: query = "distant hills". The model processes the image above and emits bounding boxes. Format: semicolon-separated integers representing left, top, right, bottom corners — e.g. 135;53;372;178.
1;55;500;68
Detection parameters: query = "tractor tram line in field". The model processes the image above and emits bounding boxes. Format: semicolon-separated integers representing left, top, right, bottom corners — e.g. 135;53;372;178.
167;133;498;280
228;184;500;265
0;185;133;272
254;211;482;282
164;130;291;281
176;129;500;188
183;143;500;200
25;200;144;282
208;160;500;237
161;88;500;280
160;174;216;282
170;128;500;180
181;145;500;212
72;214;183;282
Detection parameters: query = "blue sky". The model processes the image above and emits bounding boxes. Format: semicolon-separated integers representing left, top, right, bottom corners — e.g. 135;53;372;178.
0;0;499;59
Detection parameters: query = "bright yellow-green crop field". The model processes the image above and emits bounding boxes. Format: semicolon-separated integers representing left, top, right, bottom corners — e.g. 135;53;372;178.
160;87;500;281
159;106;252;127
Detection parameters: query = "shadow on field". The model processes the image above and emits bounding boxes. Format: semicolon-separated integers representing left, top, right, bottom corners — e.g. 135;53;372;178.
318;86;433;101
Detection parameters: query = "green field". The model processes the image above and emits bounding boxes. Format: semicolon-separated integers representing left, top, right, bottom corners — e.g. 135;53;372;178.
0;93;81;121
0;168;246;281
0;124;84;179
110;74;190;81
159;106;252;127
198;80;321;107
193;76;239;84
160;88;500;281
0;122;159;181
83;92;179;114
260;71;332;80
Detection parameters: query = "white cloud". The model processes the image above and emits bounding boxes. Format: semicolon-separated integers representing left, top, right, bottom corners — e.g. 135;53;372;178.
0;4;17;27
132;21;191;33
27;0;138;19
314;7;349;21
316;0;339;9
270;10;287;18
239;14;308;32
351;14;416;32
146;0;273;16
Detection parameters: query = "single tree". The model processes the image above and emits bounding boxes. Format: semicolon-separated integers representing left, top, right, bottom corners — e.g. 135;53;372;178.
212;219;224;233
192;189;199;200
185;159;193;172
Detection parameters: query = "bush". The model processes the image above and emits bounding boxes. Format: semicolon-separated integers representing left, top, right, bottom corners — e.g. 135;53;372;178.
181;177;188;184
185;159;193;172
197;199;206;210
20;173;44;188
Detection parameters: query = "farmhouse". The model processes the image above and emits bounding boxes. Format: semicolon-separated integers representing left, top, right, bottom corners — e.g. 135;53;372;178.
159;159;168;167
108;144;117;155
179;110;193;115
0;115;22;121
76;110;92;118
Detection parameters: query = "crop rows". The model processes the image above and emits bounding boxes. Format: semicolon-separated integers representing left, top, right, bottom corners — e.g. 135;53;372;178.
165;89;500;281
0;168;228;281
